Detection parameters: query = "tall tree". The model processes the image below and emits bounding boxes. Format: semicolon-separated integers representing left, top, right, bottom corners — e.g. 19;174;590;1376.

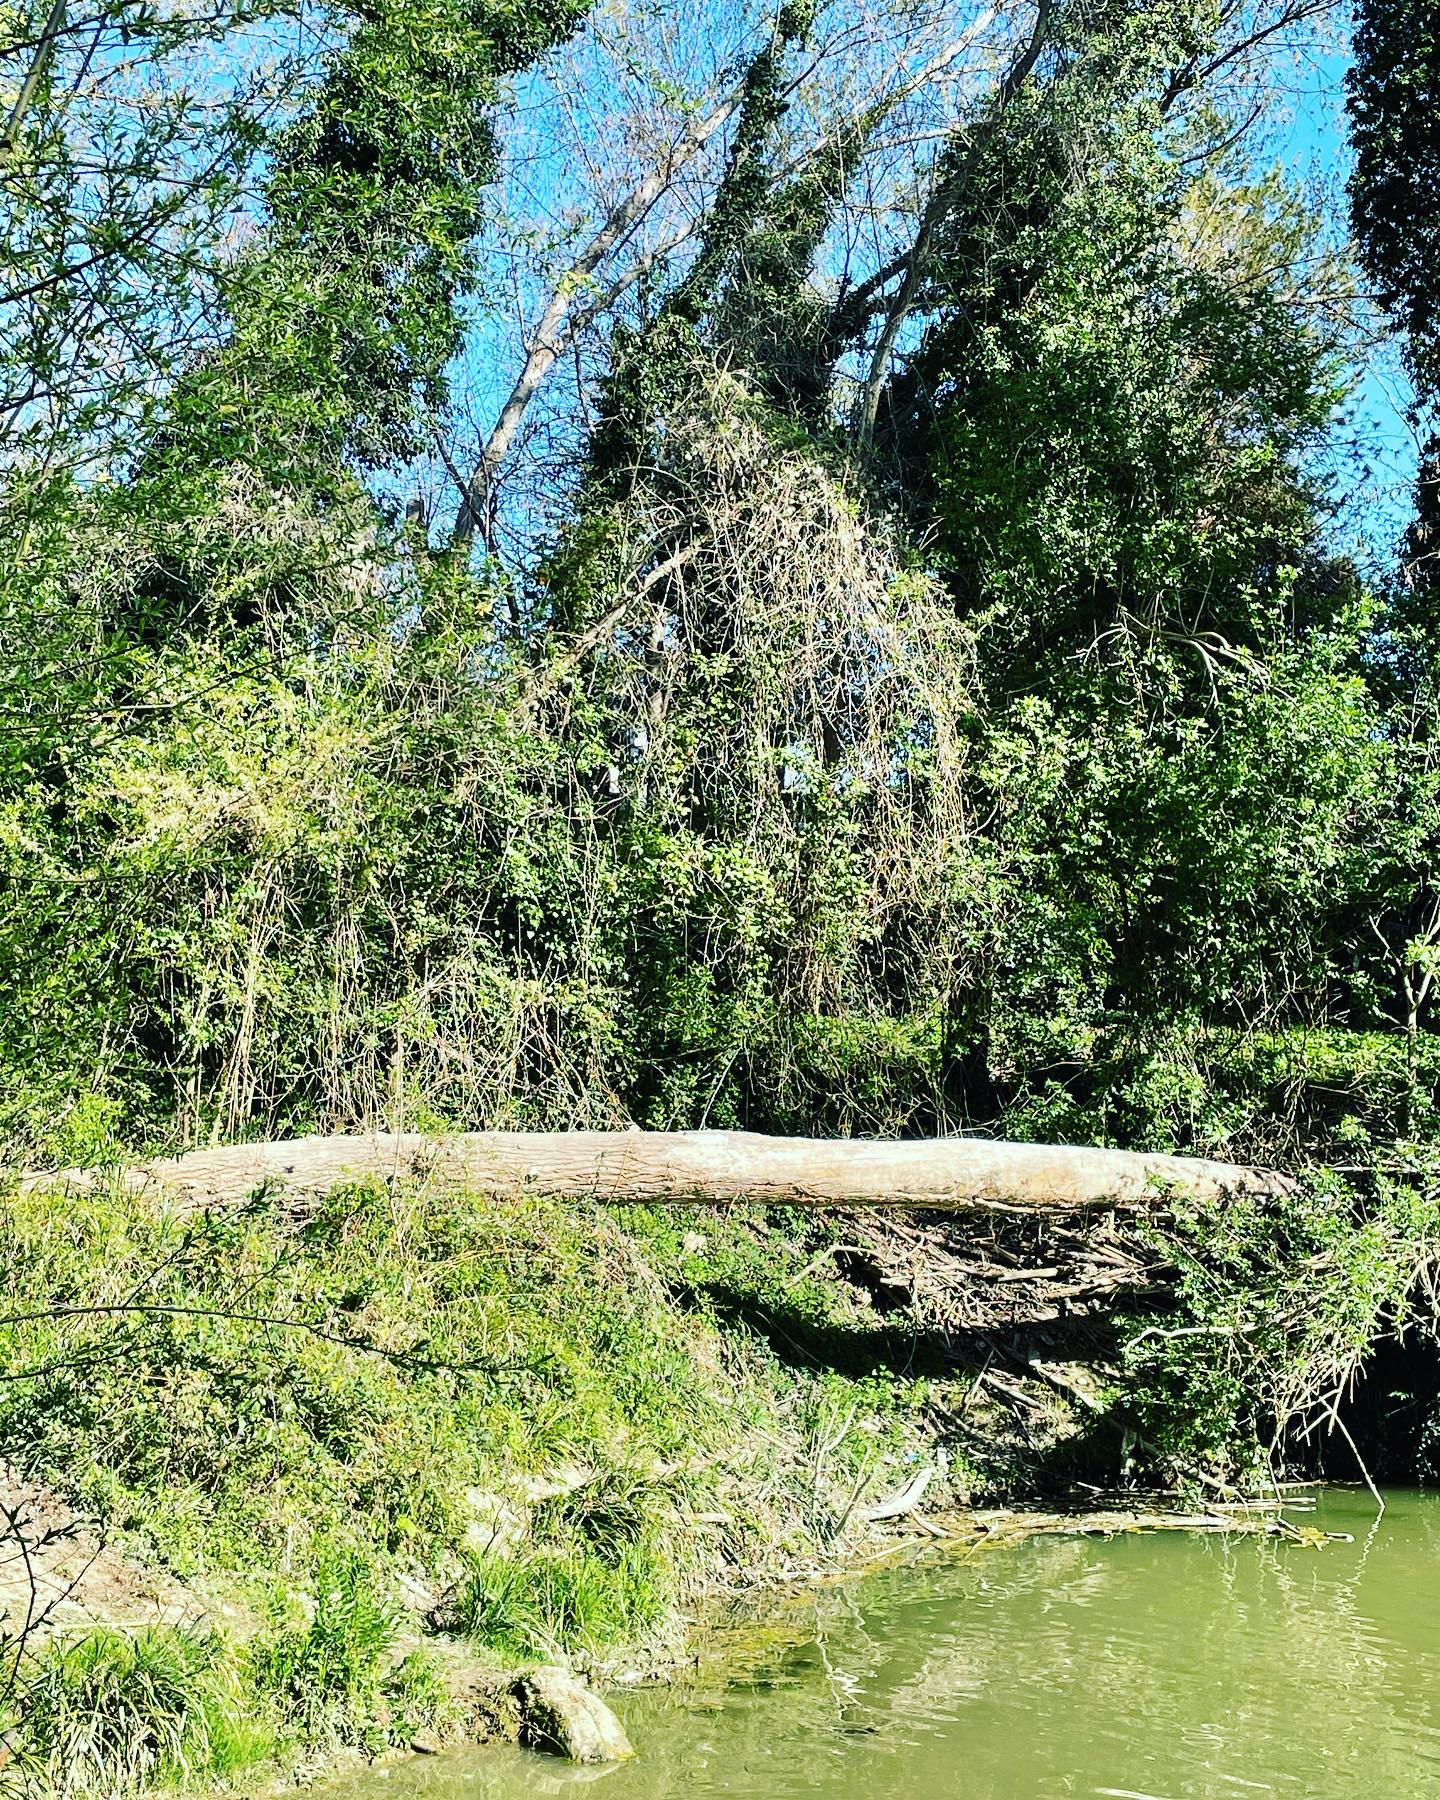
869;0;1382;1140
1348;0;1440;1107
158;0;594;486
1349;0;1440;593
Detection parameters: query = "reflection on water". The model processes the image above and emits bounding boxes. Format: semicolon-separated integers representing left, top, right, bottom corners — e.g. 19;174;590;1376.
344;1491;1440;1799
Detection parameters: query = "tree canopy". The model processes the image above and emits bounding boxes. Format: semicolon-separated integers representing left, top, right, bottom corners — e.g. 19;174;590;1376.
0;0;1435;1168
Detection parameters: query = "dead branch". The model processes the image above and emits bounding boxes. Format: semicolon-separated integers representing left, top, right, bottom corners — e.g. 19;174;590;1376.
451;77;754;542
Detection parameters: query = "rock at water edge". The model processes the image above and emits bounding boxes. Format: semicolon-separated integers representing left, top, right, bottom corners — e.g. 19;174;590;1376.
516;1666;636;1763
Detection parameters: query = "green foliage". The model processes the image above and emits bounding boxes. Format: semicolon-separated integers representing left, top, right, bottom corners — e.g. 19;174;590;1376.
1348;0;1440;624
381;1648;460;1744
11;1625;271;1797
252;1550;400;1751
456;1539;663;1662
1340;0;1440;1058
1118;1171;1440;1480
0;0;277;477
7;1592;456;1792
1349;0;1440;401
1;0;1432;1171
4;0;1440;1631
0;510;619;1151
836;0;1395;1143
0;1181;684;1574
174;0;592;479
0;1177;934;1679
965;644;1391;1151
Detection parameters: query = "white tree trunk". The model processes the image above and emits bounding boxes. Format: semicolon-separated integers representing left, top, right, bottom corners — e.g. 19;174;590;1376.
23;1130;1292;1214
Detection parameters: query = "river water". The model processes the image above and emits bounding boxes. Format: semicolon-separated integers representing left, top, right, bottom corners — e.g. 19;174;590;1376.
350;1489;1440;1799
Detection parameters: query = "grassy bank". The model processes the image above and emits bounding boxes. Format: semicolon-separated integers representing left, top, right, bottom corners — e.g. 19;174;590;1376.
0;1175;1005;1795
4;1161;1437;1796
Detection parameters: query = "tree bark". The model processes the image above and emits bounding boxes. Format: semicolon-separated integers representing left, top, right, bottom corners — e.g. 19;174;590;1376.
22;1129;1292;1214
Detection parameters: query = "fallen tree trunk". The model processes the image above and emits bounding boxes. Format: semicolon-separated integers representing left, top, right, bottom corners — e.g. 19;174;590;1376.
20;1129;1293;1214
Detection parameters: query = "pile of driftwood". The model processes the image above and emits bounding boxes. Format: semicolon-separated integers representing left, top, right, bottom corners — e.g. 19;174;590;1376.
800;1207;1170;1333
940;1493;1353;1548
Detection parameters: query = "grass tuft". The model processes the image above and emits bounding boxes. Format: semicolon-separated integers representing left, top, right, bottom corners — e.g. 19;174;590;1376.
11;1625;269;1797
251;1548;399;1752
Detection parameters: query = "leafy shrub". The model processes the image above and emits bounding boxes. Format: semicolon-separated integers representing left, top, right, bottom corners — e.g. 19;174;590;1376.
251;1550;399;1751
1118;1169;1440;1481
381;1649;460;1745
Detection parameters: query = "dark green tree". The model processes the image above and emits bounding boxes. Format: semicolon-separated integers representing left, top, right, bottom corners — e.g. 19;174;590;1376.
160;0;593;485
577;0;816;522
1349;0;1440;592
872;0;1386;1145
1348;0;1440;1119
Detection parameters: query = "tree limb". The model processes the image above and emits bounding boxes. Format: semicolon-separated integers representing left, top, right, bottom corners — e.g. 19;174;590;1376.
0;0;67;165
450;19;1000;544
451;77;754;543
856;0;1051;447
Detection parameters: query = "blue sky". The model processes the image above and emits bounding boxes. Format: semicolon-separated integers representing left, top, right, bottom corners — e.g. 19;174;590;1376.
1274;28;1418;563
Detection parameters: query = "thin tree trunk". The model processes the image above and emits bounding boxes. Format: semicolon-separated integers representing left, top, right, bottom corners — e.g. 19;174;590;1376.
450;77;754;543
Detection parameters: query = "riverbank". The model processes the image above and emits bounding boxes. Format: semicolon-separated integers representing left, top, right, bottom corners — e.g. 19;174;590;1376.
1;1160;1433;1794
0;1169;1053;1793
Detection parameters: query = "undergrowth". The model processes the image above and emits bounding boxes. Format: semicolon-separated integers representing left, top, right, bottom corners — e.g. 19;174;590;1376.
2;1560;458;1797
6;1625;260;1798
1117;1167;1440;1486
8;1163;1436;1795
0;1176;936;1793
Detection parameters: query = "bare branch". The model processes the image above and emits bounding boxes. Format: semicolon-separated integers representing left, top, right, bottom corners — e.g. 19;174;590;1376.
451;14;1005;546
451;76;754;543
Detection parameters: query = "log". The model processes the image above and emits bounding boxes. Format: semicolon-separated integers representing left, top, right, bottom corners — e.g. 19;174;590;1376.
19;1129;1292;1215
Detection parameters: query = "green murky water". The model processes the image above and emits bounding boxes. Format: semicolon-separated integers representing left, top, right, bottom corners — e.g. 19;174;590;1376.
352;1490;1440;1798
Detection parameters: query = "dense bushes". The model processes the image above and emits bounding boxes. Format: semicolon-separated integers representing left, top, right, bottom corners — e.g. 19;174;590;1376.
0;1173;964;1787
1119;1169;1440;1483
0;448;1420;1166
4;0;1440;1790
0;1174;931;1632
